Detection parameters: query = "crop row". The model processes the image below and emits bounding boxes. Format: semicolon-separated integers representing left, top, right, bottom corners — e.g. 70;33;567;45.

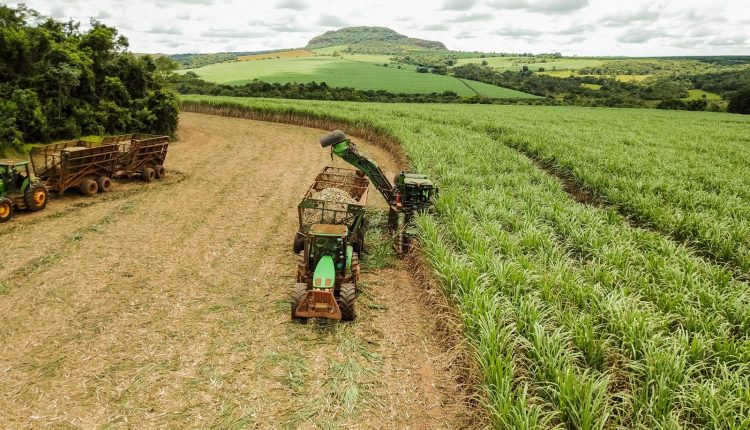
181;96;750;429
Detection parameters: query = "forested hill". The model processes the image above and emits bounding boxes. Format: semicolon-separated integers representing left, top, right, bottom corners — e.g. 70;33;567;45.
306;26;446;52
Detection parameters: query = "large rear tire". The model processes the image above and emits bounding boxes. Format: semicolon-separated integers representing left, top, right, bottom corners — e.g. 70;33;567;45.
80;178;98;196
337;283;356;321
0;198;14;223
291;283;308;323
142;167;155;183
24;183;48;211
96;176;112;193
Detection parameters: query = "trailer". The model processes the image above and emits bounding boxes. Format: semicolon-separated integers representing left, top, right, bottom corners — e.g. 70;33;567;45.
29;141;118;196
293;166;370;254
103;134;169;182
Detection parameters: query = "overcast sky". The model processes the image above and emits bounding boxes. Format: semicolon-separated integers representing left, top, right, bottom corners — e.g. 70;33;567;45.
6;0;749;56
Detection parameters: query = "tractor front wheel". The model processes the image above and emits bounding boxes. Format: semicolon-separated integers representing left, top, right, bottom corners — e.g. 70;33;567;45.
80;178;98;196
337;283;356;321
291;283;308;323
142;167;155;183
0;198;14;223
96;176;112;192
24;183;48;211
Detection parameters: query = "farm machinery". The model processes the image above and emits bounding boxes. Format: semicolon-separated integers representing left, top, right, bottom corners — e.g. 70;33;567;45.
291;167;367;321
319;130;438;255
30;140;119;196
103;134;169;182
0;160;48;223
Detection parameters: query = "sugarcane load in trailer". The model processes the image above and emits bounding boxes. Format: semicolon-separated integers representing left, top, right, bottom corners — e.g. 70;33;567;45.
319;130;438;256
291;167;368;322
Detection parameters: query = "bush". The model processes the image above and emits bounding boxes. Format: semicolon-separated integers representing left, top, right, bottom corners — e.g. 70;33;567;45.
416;66;429;73
728;89;750;114
657;99;687;110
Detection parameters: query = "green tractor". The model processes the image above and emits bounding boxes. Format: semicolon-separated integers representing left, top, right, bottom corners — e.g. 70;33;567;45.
0;160;49;223
292;224;360;321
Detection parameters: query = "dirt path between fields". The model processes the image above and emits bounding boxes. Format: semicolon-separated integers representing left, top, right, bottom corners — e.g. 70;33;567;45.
0;112;471;429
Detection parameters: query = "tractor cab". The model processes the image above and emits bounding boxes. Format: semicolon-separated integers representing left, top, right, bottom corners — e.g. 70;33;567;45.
0;159;49;223
0;160;34;195
308;224;349;283
395;171;438;211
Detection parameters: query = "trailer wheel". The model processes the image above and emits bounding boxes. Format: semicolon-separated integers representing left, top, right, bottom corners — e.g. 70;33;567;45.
142;167;155;183
0;198;14;223
337;283;356;321
154;165;165;179
291;282;308;323
96;176;112;192
24;183;48;211
80;179;98;196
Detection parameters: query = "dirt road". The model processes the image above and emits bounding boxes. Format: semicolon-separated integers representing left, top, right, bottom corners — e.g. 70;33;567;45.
0;113;469;429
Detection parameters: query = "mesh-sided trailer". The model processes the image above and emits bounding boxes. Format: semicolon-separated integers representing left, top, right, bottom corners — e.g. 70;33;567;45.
293;166;370;254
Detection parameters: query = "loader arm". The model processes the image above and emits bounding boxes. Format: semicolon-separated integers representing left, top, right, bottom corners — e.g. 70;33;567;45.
320;130;397;206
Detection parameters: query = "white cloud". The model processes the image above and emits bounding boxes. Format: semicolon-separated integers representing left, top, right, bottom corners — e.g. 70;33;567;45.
3;0;748;55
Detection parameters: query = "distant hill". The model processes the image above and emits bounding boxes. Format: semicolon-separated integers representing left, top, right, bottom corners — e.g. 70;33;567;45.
306;26;446;52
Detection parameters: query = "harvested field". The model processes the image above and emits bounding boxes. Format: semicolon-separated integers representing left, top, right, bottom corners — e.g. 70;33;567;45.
0;113;471;429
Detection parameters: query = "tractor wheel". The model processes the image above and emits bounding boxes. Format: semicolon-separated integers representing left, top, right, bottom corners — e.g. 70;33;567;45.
0;198;14;223
293;232;305;254
154;165;165;179
24;183;48;211
319;129;347;148
96;176;112;192
291;282;308;323
142;167;155;183
350;252;361;282
80;178;98;196
296;251;306;282
337;283;356;321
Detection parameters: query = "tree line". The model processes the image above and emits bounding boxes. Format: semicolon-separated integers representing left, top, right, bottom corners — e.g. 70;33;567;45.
0;5;178;155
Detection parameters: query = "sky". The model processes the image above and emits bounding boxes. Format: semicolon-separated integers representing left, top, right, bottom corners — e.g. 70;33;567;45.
5;0;750;56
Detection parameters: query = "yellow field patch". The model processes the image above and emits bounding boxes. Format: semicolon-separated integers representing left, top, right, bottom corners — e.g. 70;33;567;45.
237;49;314;61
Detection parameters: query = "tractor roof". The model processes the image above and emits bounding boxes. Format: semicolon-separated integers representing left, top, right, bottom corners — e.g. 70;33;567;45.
310;224;348;237
0;159;30;167
404;176;434;186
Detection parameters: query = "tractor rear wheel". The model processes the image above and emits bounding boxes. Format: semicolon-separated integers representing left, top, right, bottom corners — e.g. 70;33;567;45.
96;176;112;192
24;183;48;211
291;282;308;323
337;283;356;321
142;167;155;183
296;251;306;282
154;165;165;179
80;178;98;196
0;198;14;223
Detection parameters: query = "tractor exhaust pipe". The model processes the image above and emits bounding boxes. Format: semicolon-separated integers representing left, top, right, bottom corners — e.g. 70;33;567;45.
320;130;348;148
